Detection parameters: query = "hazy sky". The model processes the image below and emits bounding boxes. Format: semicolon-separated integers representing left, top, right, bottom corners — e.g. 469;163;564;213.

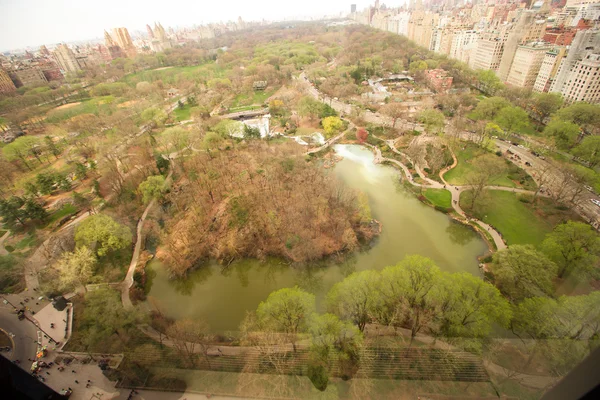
0;0;387;51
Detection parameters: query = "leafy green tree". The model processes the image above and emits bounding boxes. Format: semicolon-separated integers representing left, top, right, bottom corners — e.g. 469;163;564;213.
541;221;600;279
161;127;192;153
544;119;581;150
24;198;47;221
213;119;243;138
326;270;380;332
82;288;142;346
0;254;21;293
531;93;563;121
322;116;343;138
476;70;503;95
318;103;337;119
155;154;169;175
473;96;510;120
494;106;530;136
409;60;427;74
555;102;600;134
256;287;316;352
202;132;224;157
36;173;56;195
309;313;363;385
2;136;42;170
141;107;168;127
512;296;561;340
573;135;600;167
138;175;167;204
298;96;322;120
75;162;88;179
54;246;96;292
75;214;133;257
378;255;442;343
44;136;61;159
436;272;512;339
243;124;261;139
417;109;445;135
490;245;557;301
55;174;72;191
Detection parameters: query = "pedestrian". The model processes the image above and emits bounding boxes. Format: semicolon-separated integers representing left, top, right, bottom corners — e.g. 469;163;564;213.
46;371;50;375
87;380;91;383
72;370;76;373
75;380;79;384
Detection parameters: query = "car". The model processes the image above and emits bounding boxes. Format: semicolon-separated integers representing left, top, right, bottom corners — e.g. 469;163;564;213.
585;185;594;192
517;144;526;149
525;161;532;167
591;199;600;207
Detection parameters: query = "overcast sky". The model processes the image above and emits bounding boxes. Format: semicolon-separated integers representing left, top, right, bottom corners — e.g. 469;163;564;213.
0;0;399;51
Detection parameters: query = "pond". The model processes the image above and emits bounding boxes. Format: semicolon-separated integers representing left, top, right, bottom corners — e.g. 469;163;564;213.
146;144;488;331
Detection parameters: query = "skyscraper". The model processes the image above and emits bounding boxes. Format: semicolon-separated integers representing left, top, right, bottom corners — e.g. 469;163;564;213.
52;43;81;74
111;27;137;58
146;24;155;39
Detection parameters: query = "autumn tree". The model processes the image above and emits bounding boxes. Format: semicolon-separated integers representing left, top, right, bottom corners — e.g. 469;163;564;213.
256;286;316;352
75;214;133;257
166;318;213;368
356;128;368;144
541;221;600;279
490;245;557;301
322;116;343;138
380;102;406;129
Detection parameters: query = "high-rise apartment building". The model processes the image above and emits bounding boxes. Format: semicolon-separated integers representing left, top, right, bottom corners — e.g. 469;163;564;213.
0;68;17;93
52;43;81;74
470;33;506;71
533;47;568;92
497;11;541;82
551;29;600;94
111;27;137;58
506;42;552;89
450;30;479;64
560;53;600;103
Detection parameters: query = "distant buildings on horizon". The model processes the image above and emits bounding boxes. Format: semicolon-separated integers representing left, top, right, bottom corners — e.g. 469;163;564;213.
351;0;600;104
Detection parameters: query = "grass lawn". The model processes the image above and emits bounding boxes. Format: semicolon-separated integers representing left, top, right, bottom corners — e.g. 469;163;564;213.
461;190;578;246
47;203;78;225
444;143;536;190
230;88;277;108
423;188;452;209
173;105;191;121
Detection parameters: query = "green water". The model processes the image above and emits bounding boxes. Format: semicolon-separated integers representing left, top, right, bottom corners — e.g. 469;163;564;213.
146;145;487;331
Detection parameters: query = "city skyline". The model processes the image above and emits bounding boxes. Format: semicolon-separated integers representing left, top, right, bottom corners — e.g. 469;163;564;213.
0;0;383;52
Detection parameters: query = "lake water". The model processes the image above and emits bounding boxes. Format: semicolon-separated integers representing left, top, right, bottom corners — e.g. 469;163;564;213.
146;145;488;331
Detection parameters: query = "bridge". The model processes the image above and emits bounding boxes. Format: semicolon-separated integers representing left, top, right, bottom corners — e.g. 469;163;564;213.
220;107;270;120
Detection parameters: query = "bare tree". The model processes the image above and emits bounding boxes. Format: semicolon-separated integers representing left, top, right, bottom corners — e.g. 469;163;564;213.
166;318;214;369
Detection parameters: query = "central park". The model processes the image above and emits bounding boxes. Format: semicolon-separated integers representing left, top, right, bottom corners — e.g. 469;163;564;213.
1;22;600;400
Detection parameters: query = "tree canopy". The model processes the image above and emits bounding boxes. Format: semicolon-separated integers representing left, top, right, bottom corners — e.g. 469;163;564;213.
541;221;600;279
490;245;557;301
75;214;133;256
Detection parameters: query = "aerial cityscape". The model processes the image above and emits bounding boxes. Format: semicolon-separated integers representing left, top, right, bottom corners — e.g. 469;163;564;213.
1;0;600;399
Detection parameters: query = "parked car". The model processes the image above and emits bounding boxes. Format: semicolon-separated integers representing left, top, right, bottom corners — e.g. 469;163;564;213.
585;185;595;193
591;199;600;207
525;161;532;167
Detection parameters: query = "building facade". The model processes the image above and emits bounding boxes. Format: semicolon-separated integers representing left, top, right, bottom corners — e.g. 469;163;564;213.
533;47;567;92
53;43;81;74
0;68;17;93
560;53;600;103
13;66;47;87
506;43;551;88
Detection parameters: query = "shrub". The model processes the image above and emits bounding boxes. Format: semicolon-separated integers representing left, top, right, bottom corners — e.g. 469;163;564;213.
518;194;533;203
434;205;451;213
495;151;502;156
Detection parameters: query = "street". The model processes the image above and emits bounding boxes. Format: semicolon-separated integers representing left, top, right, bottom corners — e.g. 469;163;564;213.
0;303;38;370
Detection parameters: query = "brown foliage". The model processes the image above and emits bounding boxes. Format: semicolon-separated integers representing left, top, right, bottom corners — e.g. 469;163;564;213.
160;141;376;276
